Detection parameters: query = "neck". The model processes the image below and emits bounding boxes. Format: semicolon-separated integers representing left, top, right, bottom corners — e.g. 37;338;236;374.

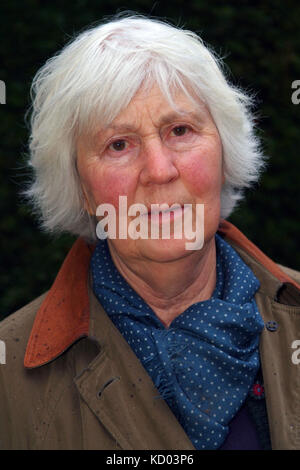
108;238;217;327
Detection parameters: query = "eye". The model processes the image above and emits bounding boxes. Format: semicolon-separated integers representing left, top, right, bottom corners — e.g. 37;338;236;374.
109;139;128;152
165;124;199;150
170;126;189;137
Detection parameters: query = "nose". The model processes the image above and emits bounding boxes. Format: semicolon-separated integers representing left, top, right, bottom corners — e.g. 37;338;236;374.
139;139;179;186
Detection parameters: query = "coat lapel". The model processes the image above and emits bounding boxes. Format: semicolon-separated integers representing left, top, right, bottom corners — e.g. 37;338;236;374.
73;286;195;450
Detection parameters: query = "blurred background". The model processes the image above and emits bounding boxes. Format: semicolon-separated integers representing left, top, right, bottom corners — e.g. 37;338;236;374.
0;0;299;320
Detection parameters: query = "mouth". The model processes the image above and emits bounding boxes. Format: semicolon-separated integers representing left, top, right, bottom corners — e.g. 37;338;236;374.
142;203;188;222
148;204;183;213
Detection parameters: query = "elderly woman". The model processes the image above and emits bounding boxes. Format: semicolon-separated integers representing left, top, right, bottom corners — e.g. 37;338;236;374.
1;15;300;451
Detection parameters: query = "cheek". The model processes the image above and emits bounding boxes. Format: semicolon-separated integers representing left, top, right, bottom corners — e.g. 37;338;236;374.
181;147;223;198
87;166;138;209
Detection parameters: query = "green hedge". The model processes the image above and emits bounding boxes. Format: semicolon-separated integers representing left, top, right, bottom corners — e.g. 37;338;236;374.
1;0;299;319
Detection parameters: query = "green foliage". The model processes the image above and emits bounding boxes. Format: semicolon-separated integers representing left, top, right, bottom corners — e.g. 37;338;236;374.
1;0;299;319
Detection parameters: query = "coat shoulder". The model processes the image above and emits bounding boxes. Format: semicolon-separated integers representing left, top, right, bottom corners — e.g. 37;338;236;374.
0;292;56;450
278;264;300;284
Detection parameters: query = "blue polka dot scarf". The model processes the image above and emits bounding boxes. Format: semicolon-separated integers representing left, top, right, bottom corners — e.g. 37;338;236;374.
91;234;265;449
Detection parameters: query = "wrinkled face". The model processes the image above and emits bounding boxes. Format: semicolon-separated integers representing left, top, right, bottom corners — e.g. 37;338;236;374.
76;84;224;263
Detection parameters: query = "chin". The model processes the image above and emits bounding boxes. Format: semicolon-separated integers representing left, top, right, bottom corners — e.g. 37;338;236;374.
136;237;199;263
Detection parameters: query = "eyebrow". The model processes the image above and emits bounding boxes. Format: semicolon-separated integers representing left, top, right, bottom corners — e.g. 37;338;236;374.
158;110;205;126
104;109;205;133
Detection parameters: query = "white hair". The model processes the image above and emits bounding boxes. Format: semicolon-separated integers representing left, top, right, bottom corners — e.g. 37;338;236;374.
25;14;266;240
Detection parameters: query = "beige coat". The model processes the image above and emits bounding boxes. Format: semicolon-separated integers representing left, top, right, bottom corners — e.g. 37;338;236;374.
0;221;300;449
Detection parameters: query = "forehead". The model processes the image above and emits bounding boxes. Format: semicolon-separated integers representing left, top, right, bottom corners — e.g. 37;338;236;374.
103;83;208;131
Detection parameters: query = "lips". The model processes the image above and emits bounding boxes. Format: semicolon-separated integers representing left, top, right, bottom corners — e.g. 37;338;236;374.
143;204;189;224
146;203;185;215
